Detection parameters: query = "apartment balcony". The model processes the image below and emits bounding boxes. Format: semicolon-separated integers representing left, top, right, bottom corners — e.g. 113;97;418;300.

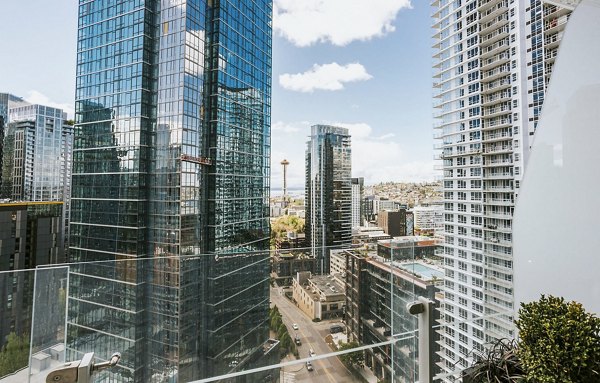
481;65;511;83
480;13;510;35
486;287;513;302
482;157;513;167
480;51;510;71
544;31;564;50
484;210;513;219
480;38;510;59
545;14;570;35
486;261;513;276
480;0;509;24
481;89;511;107
439;148;482;159
483;184;513;193
482;105;511;120
481;78;511;95
483;197;514;206
483;144;513;155
482;117;512;130
545;48;559;64
478;0;505;12
480;25;510;46
543;4;572;21
482;130;512;142
485;273;513;289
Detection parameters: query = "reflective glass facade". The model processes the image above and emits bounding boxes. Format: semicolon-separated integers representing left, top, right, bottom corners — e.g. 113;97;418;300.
69;0;271;381
305;125;352;274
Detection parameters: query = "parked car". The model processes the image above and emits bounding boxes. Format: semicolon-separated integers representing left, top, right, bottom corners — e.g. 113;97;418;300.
329;324;344;334
306;361;313;372
295;335;301;346
292;323;299;330
309;349;315;357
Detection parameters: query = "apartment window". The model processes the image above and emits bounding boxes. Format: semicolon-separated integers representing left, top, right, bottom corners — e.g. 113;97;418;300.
468;83;479;93
467;60;479;70
468;71;479;82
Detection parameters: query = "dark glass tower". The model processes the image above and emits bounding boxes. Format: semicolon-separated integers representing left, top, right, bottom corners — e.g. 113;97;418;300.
305;125;352;274
69;1;272;382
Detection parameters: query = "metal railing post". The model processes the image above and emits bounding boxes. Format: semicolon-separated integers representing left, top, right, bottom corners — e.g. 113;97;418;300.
407;297;435;383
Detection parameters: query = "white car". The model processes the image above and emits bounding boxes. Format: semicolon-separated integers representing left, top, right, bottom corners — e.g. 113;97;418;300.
309;349;316;357
292;323;299;330
306;361;313;371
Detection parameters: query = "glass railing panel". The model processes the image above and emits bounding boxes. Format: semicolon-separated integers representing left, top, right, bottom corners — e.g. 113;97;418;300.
0;243;516;383
28;266;69;383
0;268;36;382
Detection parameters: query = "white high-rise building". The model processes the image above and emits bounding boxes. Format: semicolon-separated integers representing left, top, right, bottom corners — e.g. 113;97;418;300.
413;204;444;237
351;177;364;228
432;0;577;374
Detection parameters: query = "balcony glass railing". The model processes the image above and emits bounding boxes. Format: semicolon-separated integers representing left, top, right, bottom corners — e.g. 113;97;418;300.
0;231;594;383
0;243;462;383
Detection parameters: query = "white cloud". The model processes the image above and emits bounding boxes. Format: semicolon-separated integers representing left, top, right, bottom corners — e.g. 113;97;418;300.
272;121;303;133
25;90;74;118
376;133;396;140
279;62;372;92
270;120;435;190
274;0;412;47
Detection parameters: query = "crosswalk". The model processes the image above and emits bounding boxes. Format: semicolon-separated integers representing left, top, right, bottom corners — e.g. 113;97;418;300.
282;371;296;383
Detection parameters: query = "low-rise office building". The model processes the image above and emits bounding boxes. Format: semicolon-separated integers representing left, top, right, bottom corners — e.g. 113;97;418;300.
352;226;392;246
292;272;345;320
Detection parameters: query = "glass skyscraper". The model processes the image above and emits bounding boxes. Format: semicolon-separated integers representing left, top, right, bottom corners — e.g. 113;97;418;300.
69;1;272;381
305;125;352;274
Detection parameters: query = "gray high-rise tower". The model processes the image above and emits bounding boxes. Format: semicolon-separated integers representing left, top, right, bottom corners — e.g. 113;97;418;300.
69;1;272;381
305;125;352;274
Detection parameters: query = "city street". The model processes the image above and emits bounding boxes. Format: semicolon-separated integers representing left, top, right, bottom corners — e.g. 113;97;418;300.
270;286;355;383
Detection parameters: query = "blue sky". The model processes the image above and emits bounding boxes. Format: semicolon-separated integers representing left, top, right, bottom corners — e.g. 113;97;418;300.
0;0;435;188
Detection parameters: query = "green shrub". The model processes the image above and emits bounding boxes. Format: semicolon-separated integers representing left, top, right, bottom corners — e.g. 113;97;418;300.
515;295;600;383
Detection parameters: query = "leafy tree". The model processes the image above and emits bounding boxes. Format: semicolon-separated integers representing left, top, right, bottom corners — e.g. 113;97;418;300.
270;215;305;248
0;332;29;377
277;323;288;339
515;295;600;383
338;341;364;368
270;315;282;332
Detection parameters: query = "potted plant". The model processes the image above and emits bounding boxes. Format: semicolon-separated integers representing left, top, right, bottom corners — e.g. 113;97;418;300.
462;338;524;383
